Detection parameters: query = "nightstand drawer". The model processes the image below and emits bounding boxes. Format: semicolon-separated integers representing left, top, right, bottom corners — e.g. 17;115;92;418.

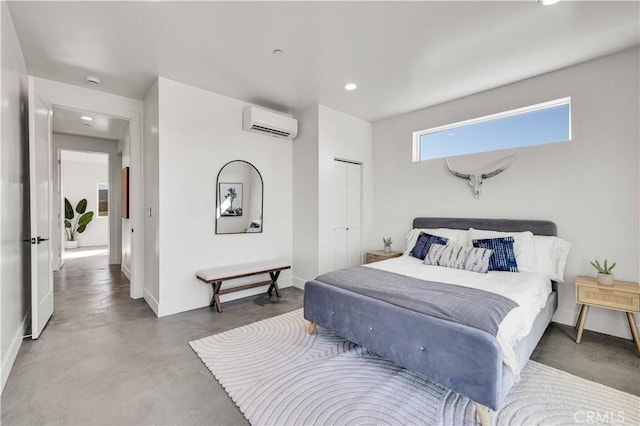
577;285;640;312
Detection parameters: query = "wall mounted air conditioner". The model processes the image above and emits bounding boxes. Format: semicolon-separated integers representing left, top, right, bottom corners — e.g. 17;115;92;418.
242;106;298;140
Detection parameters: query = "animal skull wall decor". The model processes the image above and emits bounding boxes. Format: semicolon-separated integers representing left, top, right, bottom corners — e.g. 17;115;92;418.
445;155;518;199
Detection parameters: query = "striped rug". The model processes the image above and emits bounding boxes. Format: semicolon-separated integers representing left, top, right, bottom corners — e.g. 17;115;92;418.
190;309;639;425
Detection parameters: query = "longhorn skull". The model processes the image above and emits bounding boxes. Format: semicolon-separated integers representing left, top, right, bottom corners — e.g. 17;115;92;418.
445;155;518;199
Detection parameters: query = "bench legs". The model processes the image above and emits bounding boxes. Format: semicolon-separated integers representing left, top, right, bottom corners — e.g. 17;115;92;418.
268;271;282;297
210;282;223;313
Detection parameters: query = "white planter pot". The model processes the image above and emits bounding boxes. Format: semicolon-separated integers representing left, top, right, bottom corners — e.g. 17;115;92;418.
597;272;614;286
64;240;79;250
384;246;391;253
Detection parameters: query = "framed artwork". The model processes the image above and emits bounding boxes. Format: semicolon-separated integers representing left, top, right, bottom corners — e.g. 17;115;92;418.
219;183;243;216
122;167;130;218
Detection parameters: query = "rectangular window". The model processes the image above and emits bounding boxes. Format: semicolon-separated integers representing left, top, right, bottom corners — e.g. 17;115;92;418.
413;97;571;161
97;183;109;217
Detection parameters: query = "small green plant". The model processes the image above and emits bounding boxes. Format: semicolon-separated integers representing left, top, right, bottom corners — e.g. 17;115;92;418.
590;259;616;274
64;198;94;241
383;237;393;247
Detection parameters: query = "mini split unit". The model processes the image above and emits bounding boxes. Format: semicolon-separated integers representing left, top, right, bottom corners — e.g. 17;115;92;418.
242;106;298;140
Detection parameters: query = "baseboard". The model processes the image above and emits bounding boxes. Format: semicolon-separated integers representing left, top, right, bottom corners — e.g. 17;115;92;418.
292;277;306;290
158;277;293;318
143;287;159;317
121;263;131;280
553;307;637;340
1;309;30;393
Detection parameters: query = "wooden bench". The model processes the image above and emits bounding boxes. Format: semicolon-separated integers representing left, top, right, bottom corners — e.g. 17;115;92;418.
196;259;291;313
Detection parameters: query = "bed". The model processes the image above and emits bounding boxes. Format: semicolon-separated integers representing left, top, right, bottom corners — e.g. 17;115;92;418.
303;218;560;425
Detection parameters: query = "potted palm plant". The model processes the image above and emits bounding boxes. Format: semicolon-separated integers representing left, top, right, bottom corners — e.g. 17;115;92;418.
64;198;94;249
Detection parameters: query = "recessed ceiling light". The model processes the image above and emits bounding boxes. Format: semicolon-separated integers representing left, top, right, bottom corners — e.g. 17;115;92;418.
344;83;357;91
85;75;100;85
540;0;561;5
80;116;94;121
273;49;284;56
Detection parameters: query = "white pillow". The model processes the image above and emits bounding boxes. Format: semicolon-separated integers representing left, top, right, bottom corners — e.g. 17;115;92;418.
469;228;536;272
532;235;572;282
404;228;471;256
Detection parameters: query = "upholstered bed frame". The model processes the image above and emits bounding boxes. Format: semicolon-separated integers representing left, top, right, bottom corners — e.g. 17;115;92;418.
304;217;558;425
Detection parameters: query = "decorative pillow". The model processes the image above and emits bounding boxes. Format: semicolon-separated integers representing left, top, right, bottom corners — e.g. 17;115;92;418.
469;229;535;272
533;235;572;282
409;232;448;260
473;237;519;272
404;228;470;256
424;243;493;273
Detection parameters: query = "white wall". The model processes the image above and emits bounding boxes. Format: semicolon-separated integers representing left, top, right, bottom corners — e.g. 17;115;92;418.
372;48;639;339
61;158;109;247
143;79;160;315
51;134;121;264
317;105;374;275
1;1;30;392
291;104;374;288
292;105;320;288
154;77;293;317
119;126;131;279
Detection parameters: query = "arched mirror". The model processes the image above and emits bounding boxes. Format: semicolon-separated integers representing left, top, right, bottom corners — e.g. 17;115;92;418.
216;160;263;234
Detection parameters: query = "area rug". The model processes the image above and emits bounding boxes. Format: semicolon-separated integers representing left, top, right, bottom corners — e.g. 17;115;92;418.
190;309;639;426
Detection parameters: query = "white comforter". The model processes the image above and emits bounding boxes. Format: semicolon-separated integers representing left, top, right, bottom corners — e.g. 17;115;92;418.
364;255;552;373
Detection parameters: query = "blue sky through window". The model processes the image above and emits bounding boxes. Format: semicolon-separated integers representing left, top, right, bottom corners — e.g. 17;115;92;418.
418;102;570;161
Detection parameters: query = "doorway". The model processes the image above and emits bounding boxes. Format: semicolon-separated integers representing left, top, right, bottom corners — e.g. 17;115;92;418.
59;150;111;261
51;106;129;276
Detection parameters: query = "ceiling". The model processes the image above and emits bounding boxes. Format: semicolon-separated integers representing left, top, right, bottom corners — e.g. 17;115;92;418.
8;1;639;122
52;107;129;140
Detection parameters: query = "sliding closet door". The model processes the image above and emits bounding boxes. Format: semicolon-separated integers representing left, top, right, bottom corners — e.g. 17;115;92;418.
332;160;362;270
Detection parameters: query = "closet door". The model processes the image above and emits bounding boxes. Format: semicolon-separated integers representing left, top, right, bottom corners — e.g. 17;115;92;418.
332;160;362;270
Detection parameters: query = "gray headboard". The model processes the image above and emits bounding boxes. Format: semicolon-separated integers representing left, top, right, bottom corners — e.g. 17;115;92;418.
412;217;557;236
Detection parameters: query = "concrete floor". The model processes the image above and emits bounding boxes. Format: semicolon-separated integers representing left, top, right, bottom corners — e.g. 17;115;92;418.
1;255;638;425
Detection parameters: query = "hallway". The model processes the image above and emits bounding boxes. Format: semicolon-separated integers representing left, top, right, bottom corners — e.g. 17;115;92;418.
1;254;303;425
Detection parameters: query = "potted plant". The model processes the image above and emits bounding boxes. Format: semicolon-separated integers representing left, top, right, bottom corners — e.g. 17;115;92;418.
589;259;616;285
64;198;94;249
383;237;393;253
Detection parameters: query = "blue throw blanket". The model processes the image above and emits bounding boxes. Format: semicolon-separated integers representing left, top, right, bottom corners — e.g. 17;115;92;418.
315;266;518;336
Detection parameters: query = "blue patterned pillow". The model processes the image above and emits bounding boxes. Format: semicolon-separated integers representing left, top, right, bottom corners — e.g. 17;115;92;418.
424;243;493;273
410;232;448;260
472;237;519;272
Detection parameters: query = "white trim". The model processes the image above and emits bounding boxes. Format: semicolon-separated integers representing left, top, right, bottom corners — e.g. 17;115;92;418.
143;287;159;316
1;309;30;391
412;96;572;162
121;262;131;280
292;277;306;290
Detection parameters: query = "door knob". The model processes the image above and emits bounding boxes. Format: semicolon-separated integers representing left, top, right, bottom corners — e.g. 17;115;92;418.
37;237;49;244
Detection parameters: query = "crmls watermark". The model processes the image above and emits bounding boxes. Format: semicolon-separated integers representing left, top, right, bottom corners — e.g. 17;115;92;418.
574;411;625;424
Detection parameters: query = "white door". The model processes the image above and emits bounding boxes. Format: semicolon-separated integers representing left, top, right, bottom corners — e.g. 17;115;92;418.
28;77;54;339
332;160;362;269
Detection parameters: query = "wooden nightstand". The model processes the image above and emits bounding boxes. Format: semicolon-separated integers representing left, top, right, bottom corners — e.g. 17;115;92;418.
365;250;402;264
575;276;640;355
